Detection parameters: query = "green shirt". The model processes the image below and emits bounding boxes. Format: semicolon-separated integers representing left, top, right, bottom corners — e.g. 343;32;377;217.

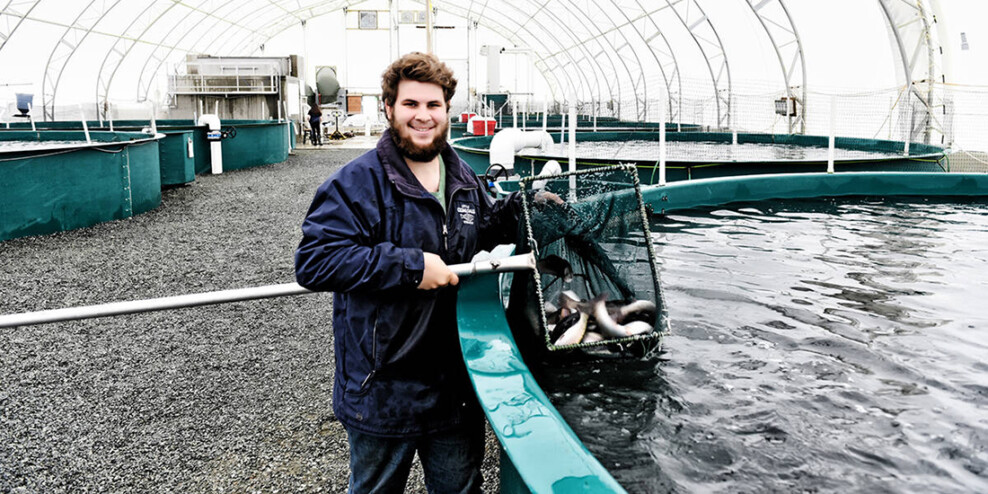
431;155;446;214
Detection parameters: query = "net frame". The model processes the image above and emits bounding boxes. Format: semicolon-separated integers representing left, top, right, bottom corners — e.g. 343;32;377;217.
517;163;668;355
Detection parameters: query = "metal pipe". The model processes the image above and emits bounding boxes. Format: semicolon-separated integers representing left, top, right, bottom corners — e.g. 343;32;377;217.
0;253;536;329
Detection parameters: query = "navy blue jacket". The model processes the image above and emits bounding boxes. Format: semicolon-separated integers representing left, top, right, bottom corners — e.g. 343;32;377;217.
295;130;520;437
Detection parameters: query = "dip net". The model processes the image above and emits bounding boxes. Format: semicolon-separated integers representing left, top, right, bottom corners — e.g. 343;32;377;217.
507;164;667;360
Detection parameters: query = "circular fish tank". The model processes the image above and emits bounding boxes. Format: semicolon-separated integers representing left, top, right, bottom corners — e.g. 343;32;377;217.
457;172;988;493
451;131;948;182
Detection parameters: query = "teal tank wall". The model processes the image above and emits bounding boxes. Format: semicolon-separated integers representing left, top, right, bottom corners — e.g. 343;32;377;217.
0;131;162;242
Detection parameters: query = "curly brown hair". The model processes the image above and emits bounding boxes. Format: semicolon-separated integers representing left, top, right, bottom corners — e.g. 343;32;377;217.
381;52;457;109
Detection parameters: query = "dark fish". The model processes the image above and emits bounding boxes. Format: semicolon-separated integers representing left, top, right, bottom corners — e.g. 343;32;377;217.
537;254;573;282
549;311;582;343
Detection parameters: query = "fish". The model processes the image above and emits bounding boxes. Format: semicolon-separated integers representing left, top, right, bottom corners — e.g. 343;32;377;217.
580;331;604;344
548;311;581;342
614;300;657;324
553;311;589;346
559;290;582;310
593;297;654;339
537;254;574;282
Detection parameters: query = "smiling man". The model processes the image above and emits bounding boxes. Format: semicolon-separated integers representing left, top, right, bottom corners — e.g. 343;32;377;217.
294;52;523;493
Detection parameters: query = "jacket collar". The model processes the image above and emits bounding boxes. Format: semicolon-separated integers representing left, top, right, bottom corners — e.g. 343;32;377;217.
376;128;477;199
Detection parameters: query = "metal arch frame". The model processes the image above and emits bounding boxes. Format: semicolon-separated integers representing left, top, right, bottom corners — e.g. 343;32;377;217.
502;1;612;109
228;0;345;55
500;1;609;106
627;0;684;124
665;0;733;130
136;1;279;104
457;4;567;105
213;2;298;55
41;0;125;121
0;0;41;52
441;1;584;106
555;0;643;120
96;0;178;120
221;0;576;106
456;0;570;101
467;1;595;105
876;0;944;145
539;0;663;122
745;0;807;134
602;0;681;122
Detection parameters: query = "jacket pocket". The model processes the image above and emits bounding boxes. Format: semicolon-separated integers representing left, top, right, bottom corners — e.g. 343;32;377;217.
345;306;381;397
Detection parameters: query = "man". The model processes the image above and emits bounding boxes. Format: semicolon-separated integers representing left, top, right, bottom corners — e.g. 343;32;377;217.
295;52;521;493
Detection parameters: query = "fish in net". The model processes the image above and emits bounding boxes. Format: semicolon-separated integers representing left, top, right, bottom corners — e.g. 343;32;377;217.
506;164;668;362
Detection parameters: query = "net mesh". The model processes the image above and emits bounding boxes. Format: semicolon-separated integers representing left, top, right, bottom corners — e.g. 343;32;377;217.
507;164;667;360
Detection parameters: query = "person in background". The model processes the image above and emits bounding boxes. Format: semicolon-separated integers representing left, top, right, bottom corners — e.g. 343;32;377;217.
308;103;323;146
295;52;522;493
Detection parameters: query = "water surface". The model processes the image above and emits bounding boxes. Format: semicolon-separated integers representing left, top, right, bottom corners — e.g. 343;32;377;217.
541;197;988;493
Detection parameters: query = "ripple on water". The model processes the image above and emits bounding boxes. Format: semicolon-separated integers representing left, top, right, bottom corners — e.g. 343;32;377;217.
541;197;988;493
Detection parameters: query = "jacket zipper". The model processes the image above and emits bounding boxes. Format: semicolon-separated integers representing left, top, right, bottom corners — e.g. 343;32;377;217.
361;311;379;389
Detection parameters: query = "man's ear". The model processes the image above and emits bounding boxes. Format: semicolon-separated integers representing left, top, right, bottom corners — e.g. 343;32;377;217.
384;104;393;121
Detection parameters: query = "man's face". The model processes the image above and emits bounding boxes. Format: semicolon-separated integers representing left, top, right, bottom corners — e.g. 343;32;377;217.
386;79;449;163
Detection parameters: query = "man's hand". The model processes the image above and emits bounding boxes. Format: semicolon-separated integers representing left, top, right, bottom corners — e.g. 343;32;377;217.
534;190;565;205
418;252;459;289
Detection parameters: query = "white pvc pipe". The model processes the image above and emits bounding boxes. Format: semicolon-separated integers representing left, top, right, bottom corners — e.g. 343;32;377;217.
0;253;536;329
489;128;554;168
560;111;566;145
150;102;157;136
80;105;92;145
542;101;548;132
512;99;517;128
568;100;577;201
198;113;223;174
28;103;35;131
593;100;597;132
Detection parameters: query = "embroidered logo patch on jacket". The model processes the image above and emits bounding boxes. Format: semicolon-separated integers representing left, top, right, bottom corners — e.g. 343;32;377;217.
456;204;476;225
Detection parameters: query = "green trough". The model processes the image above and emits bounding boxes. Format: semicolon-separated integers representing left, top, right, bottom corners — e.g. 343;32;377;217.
457;171;988;493
0;120;292;242
0;131;162;242
2;119;293;182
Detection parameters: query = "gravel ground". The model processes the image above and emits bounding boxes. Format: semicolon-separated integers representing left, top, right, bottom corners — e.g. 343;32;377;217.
0;148;501;493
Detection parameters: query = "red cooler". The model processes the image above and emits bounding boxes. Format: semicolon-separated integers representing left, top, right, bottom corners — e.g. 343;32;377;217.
471;118;497;136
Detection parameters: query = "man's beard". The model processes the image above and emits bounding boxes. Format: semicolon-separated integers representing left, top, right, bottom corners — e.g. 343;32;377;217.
389;117;449;163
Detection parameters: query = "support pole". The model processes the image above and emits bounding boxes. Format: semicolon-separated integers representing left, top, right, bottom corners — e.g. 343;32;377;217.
542;100;547;132
828;94;836;174
568;97;577;202
659;96;667;186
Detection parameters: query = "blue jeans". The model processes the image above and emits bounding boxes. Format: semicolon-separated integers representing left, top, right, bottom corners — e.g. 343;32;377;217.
344;423;484;494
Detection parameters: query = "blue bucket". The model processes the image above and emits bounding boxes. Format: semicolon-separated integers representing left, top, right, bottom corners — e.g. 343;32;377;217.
15;93;33;115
